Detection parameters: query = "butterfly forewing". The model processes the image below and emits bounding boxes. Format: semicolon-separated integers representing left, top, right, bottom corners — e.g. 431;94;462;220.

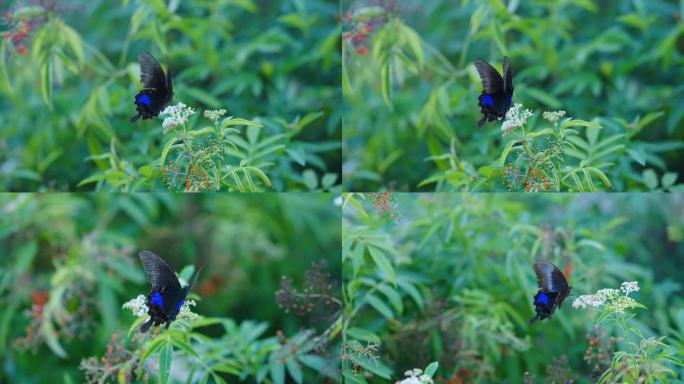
139;250;183;294
474;59;504;94
533;260;569;292
138;52;168;92
502;56;513;93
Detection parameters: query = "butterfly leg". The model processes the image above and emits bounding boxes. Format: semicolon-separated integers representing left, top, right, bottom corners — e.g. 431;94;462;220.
477;116;487;128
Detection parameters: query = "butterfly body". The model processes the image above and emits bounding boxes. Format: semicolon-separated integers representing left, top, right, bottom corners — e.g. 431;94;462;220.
130;53;173;123
474;57;513;128
529;260;571;324
138;250;198;333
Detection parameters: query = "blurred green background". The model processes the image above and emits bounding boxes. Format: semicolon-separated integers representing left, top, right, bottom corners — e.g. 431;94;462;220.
342;193;684;383
0;0;340;191
342;0;684;191
0;193;341;382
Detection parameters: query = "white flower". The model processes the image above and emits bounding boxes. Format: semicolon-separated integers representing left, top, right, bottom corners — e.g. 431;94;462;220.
501;103;533;134
122;295;199;320
620;281;639;294
122;294;148;317
334;195;343;206
543;110;566;124
161;102;196;134
396;368;433;384
177;299;199;320
572;282;641;313
203;109;227;123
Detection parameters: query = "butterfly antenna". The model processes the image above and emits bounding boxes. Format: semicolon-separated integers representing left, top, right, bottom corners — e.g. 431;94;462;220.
186;262;206;294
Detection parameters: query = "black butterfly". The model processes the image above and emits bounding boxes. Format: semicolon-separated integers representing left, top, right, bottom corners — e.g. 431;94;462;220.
130;53;174;123
529;260;571;324
138;250;200;333
474;56;513;128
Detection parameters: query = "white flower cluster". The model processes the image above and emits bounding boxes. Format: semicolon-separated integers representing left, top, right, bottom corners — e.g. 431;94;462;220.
501;103;534;134
161;102;196;134
122;294;149;317
122;294;199;320
177;299;199;320
620;281;639;295
542;110;566;124
203;108;227;123
396;369;433;384
572;281;641;313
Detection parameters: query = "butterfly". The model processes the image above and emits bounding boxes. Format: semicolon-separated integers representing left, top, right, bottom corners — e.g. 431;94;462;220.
529;260;572;324
138;250;200;333
130;53;174;123
474;56;513;128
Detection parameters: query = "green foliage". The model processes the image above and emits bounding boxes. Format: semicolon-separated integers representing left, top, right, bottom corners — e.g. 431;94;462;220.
342;193;684;383
342;0;684;191
0;193;341;382
0;0;340;191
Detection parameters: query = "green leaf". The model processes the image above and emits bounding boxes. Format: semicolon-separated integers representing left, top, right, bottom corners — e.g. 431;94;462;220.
170;338;199;358
424;362;439;378
270;360;285;384
221;117;263;129
643;169;658;190
140;337;167;363
366;294;394;319
158;342;173;384
400;22;424;68
40;57;53;109
59;21;84;68
349;346;393;379
352;242;365;279
377;284;403;314
662;172;678;189
245;167;272;188
636;111;664;130
286;149;306;166
160;137;180;167
0;40;13;94
185;87;222;108
321;173;338;188
523;87;561;108
380;56;393;109
346;327;381;343
366;246;396;286
286;358;303;384
139;164;161;179
302;169;318;190
246;125;260;145
398;280;424;311
626;148;646;166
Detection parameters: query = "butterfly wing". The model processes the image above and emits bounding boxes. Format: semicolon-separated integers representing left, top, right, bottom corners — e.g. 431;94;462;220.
165;64;173;103
139;250;182;293
474;59;504;94
502;56;513;93
139;52;168;93
533;260;569;293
